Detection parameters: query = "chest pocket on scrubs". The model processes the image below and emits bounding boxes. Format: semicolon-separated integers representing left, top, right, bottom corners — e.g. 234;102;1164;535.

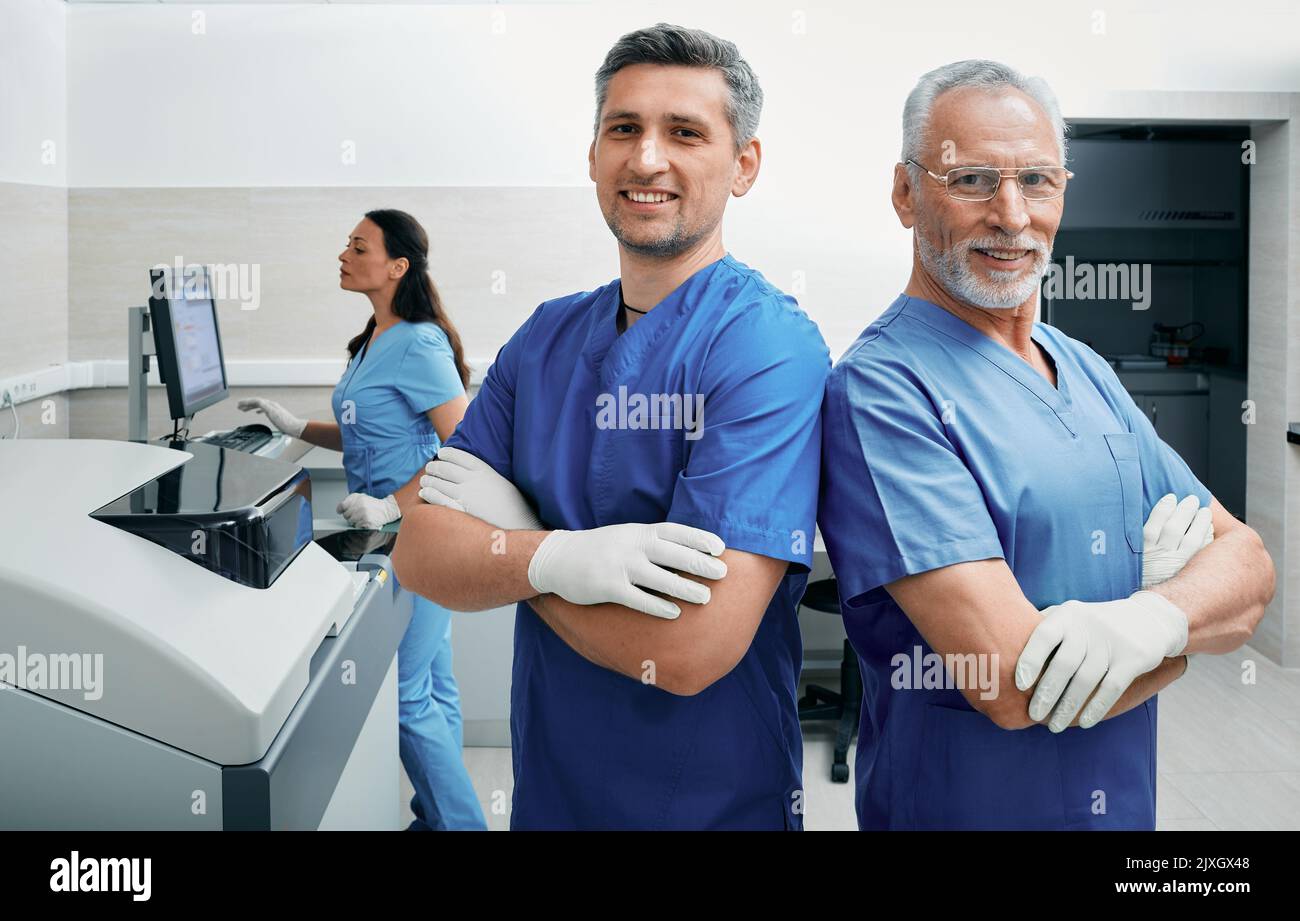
1104;432;1144;553
598;429;687;523
630;427;688;468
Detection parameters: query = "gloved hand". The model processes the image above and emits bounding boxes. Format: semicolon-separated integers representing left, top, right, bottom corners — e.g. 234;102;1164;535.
1015;591;1189;732
1142;493;1213;589
528;522;728;620
419;446;542;531
236;397;307;438
337;493;400;529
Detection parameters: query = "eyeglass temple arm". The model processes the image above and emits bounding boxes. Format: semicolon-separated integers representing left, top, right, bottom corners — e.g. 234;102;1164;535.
904;159;1074;180
903;159;949;183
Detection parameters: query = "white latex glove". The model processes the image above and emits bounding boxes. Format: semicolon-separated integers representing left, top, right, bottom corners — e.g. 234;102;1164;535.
337;493;400;529
1142;493;1213;589
528;522;728;620
419;446;542;531
1015;591;1189;732
236;397;307;438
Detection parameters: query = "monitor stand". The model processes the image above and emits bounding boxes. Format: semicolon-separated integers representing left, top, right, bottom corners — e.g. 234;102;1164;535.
128;304;191;442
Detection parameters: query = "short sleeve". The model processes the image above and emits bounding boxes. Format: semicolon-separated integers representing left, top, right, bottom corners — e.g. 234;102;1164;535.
396;324;465;414
818;353;1004;608
664;303;830;573
443;305;542;480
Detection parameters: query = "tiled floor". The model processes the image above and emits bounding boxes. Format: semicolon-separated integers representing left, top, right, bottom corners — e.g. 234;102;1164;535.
1155;644;1300;830
402;642;1300;830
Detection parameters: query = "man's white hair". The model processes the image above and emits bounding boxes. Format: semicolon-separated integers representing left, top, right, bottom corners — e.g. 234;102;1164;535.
901;59;1068;166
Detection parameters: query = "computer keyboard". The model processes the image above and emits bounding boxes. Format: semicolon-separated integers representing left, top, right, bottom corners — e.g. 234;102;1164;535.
202;425;275;454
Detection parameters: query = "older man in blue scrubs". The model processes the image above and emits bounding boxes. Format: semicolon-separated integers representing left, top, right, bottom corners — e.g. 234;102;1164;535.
393;24;829;829
818;60;1275;830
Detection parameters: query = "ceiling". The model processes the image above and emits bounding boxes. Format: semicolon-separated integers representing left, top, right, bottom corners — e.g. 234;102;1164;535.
62;2;528;5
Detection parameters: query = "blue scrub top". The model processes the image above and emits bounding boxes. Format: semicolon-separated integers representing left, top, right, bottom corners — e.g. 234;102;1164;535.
446;254;830;830
818;294;1210;830
330;319;465;498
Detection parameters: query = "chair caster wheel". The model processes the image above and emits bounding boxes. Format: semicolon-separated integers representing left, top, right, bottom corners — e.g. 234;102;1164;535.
831;762;849;783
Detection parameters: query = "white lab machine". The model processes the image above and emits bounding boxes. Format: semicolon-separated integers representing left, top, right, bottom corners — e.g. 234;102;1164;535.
0;439;412;829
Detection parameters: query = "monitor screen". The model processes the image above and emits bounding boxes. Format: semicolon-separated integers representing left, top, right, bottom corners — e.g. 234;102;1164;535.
148;266;229;421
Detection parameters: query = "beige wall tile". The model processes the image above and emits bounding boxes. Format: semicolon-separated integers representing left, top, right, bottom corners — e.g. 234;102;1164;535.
68;186;618;367
0;182;67;377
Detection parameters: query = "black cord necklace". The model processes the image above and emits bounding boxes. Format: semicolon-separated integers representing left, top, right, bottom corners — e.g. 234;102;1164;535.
619;289;648;314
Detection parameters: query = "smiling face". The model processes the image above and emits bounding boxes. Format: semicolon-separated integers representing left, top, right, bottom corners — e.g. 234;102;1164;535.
894;85;1064;311
338;218;404;293
589;63;758;259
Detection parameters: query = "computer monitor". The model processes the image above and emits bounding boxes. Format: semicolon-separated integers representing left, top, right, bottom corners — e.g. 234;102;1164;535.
148;266;229;422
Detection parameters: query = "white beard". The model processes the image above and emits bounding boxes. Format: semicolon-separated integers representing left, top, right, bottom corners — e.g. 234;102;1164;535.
917;231;1049;310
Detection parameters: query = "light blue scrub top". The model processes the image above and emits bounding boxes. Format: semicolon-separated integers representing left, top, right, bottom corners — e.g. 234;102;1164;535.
446;255;831;830
818;294;1210;830
330;320;464;498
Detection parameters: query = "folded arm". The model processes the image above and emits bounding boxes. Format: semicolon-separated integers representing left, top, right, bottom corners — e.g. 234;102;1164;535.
527;550;787;696
885;559;1187;730
1147;497;1274;654
391;503;548;611
393;497;786;696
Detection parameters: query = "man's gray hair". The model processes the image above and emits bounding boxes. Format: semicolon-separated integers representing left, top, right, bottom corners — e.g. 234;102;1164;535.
594;22;763;152
901;60;1068;167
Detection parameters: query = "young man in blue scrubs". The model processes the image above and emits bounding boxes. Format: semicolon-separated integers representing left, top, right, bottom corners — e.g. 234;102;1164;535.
394;24;830;830
818;60;1275;830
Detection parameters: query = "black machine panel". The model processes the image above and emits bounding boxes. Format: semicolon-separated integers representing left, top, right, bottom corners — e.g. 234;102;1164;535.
90;440;314;589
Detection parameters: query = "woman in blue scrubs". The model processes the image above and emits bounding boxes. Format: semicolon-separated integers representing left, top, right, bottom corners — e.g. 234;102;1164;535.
240;209;486;830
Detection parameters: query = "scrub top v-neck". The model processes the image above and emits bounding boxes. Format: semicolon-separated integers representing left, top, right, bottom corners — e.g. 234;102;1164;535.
818;294;1209;830
446;254;831;830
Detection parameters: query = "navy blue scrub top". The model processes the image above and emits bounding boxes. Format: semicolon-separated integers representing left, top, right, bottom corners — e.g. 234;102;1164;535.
446;255;831;829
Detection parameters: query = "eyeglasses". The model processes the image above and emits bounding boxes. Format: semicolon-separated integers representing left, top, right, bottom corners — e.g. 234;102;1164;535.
904;159;1074;201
